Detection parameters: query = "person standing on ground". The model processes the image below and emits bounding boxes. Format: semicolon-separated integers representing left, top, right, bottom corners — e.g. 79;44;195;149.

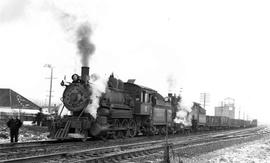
7;116;23;143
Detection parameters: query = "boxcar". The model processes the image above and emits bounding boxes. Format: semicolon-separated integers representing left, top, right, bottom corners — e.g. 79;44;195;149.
206;116;221;129
220;116;230;128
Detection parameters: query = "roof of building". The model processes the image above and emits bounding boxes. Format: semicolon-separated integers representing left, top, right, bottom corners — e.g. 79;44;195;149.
0;88;41;110
192;102;206;114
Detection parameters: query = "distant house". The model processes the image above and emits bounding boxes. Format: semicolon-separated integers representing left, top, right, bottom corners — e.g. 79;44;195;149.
0;88;41;121
190;102;206;126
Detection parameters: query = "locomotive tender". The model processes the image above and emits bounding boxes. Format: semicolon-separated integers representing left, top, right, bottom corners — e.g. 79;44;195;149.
48;66;257;140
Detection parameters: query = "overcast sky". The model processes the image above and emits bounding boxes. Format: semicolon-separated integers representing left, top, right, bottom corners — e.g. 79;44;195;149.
0;0;269;124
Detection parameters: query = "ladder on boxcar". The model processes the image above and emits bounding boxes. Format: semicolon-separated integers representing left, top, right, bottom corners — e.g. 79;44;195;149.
54;120;71;139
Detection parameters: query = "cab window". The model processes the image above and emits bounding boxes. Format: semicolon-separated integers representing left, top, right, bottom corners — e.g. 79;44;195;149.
145;92;148;103
148;94;151;103
141;91;144;102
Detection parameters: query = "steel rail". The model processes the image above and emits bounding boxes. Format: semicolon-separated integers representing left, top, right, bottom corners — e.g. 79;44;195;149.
1;127;266;163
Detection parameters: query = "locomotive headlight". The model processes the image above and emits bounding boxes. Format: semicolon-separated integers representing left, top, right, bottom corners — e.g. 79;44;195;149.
72;74;79;82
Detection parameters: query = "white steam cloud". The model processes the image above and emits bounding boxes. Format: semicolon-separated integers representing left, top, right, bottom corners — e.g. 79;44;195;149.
167;74;178;92
0;0;29;23
174;102;192;126
86;73;108;118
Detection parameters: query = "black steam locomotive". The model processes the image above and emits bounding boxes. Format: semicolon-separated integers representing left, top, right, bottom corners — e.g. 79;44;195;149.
48;66;257;141
48;66;180;140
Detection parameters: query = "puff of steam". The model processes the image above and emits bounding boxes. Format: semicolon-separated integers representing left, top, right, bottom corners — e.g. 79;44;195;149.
174;103;192;126
76;23;95;66
86;74;108;118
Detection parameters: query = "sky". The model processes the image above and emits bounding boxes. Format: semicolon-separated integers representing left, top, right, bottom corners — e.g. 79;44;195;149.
0;0;269;124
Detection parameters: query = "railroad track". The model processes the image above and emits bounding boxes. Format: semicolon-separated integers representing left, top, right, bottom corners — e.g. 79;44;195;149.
0;126;260;149
0;126;261;161
1;126;266;163
0;140;58;149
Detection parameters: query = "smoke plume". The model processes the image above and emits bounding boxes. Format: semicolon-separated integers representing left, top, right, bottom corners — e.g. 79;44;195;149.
0;0;29;23
48;5;95;66
76;23;95;67
85;73;107;118
167;74;178;92
174;102;192;126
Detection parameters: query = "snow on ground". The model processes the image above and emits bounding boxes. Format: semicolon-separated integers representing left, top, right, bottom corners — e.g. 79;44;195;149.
181;135;270;163
0;122;49;143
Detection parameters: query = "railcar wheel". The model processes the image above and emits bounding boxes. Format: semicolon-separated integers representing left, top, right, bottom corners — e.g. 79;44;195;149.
157;127;162;135
113;119;121;129
116;131;124;139
148;126;156;136
111;131;117;139
125;129;131;138
99;133;109;141
122;119;129;138
160;127;166;135
128;120;137;137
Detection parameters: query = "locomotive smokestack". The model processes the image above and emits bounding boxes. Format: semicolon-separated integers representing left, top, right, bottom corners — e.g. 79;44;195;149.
81;66;89;83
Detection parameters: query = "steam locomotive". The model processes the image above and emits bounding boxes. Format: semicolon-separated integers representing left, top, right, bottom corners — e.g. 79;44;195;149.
48;66;257;140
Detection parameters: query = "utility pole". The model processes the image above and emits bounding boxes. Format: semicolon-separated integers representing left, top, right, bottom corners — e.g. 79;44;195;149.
44;64;54;113
238;108;241;119
163;102;170;162
200;93;210;109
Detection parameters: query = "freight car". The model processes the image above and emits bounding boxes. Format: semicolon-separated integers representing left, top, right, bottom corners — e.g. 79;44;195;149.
205;116;252;129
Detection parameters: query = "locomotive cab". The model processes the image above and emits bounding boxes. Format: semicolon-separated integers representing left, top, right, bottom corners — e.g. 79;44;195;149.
124;82;174;136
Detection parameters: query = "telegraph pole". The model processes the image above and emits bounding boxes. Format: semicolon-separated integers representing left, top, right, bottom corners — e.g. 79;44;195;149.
44;64;54;113
48;67;53;113
200;93;210;109
238;108;241;119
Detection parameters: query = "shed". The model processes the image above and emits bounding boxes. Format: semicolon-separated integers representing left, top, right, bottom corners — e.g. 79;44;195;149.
0;88;41;121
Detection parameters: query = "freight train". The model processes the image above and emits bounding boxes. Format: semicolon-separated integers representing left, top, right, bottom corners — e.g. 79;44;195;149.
48;66;257;140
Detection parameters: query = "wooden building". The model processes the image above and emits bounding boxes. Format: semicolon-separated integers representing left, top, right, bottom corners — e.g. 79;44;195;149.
0;88;41;122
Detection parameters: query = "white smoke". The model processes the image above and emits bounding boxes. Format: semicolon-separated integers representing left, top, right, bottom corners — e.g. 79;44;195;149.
167;74;178;92
174;102;192;126
85;73;108;118
0;0;30;23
